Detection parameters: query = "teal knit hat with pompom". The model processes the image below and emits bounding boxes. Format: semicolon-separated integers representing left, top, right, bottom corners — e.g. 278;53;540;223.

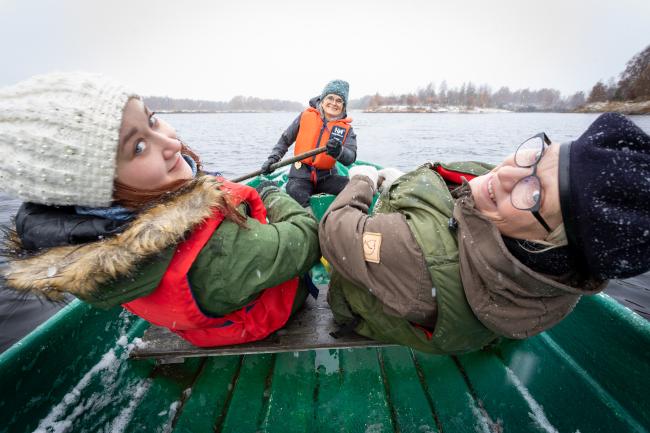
320;79;349;106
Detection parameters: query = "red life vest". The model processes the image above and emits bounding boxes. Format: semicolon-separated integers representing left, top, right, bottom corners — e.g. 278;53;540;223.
122;179;299;347
294;107;352;170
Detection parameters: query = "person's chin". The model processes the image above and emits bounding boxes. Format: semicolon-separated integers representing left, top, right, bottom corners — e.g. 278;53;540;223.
179;161;194;180
169;160;193;181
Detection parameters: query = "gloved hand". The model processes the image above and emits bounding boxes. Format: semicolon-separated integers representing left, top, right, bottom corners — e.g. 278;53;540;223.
325;138;343;158
348;165;379;191
261;156;279;174
377;167;405;193
255;180;280;200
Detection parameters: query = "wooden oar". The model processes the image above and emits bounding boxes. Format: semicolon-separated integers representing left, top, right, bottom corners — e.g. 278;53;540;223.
231;147;328;183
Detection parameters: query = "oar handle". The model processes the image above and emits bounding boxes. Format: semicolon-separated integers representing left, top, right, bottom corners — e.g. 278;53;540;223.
231;147;328;183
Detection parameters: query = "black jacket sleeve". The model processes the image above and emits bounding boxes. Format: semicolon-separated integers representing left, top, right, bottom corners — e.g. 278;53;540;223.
15;203;127;251
267;114;302;161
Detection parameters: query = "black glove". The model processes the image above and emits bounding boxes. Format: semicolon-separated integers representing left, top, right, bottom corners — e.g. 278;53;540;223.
326;138;343;158
261;157;278;174
255;180;280;199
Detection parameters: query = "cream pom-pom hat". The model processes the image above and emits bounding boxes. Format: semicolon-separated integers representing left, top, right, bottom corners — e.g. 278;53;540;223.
0;72;137;207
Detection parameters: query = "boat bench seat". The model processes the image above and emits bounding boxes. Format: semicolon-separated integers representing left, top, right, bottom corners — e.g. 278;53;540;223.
129;284;392;362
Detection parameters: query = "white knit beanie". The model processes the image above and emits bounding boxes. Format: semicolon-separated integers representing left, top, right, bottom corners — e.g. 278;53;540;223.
0;72;137;207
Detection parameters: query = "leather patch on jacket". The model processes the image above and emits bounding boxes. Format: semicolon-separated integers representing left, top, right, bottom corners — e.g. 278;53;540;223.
363;232;382;263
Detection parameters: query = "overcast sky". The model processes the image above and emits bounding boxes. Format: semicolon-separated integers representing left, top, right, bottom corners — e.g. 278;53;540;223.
1;0;649;103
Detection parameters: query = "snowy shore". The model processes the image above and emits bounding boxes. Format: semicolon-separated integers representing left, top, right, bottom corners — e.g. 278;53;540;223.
362;101;650;115
575;100;650;115
363;105;511;114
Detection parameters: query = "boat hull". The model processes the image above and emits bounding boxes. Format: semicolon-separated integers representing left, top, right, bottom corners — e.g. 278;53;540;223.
1;163;649;432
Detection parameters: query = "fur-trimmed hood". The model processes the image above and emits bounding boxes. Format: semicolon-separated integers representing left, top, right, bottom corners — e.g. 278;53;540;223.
1;176;227;301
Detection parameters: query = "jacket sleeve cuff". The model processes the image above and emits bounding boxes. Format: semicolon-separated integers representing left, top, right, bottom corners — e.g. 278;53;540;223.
258;185;281;201
337;147;356;166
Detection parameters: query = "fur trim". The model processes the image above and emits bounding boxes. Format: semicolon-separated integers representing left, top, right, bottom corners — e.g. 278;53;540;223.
2;176;225;301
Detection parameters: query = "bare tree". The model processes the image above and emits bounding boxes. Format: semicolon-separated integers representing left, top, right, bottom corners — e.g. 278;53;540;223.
465;82;477;108
566;91;586;109
492;86;512;108
617;44;650;101
587;81;608;103
438;81;448;105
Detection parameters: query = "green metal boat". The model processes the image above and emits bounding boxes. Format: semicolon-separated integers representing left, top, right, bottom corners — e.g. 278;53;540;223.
1;163;649;433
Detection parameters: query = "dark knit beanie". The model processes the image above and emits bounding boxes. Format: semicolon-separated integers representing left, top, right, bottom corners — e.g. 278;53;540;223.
502;237;574;276
321;79;349;106
558;112;650;279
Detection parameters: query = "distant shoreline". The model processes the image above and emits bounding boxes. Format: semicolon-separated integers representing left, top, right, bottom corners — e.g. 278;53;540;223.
155;103;650;115
156;110;300;114
363;105;510;114
361;101;650;115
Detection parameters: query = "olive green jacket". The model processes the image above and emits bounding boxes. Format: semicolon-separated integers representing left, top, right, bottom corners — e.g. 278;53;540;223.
3;177;320;317
321;162;497;354
320;162;606;354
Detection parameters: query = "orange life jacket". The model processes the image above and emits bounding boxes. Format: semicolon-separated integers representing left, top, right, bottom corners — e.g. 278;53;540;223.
122;179;299;348
294;107;352;170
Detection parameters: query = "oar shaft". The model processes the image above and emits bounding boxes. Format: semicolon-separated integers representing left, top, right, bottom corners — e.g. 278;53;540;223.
231;147;328;183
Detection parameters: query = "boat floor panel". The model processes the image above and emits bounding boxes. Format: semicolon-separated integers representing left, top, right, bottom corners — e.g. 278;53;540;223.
129;285;393;361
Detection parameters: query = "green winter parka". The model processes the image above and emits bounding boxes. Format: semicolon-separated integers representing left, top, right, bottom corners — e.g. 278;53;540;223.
2;177;321;318
324;162;498;354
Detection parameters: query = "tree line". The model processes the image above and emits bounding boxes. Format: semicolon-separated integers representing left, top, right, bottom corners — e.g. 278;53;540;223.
586;44;650;103
144;95;303;112
349;83;586;112
349;43;650;112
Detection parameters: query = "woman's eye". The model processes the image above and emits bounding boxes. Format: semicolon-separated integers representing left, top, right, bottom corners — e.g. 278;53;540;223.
135;141;146;155
148;112;158;128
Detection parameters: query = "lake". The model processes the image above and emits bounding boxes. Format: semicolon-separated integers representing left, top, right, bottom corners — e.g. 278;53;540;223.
2;112;650;218
156;111;650;177
1;112;649;351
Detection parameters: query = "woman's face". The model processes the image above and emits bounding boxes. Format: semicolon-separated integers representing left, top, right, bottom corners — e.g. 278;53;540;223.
115;98;193;190
321;94;344;119
469;143;562;240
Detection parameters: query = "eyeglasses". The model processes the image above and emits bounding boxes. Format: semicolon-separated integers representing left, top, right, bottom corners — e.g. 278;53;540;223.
324;95;344;106
511;132;553;232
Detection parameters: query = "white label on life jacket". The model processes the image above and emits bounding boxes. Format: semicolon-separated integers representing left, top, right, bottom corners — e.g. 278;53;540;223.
331;126;346;142
363;232;382;264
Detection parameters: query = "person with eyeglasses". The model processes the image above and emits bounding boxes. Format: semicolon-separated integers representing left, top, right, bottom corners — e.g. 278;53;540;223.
260;79;357;207
319;113;650;354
